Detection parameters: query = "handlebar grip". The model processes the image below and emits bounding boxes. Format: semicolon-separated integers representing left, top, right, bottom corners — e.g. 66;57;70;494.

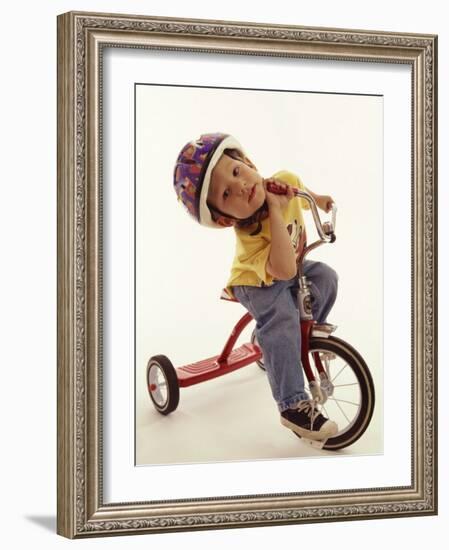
265;180;288;195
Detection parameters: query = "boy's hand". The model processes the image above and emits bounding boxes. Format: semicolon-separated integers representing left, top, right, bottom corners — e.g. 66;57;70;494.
264;178;294;212
314;194;334;213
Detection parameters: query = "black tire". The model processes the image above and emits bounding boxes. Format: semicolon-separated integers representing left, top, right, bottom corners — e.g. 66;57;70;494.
305;337;375;450
250;329;265;370
146;355;180;415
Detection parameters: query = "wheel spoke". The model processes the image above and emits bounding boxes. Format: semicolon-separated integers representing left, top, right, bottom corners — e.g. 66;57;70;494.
328;397;360;407
330;363;348;383
331;398;351;424
333;383;358;388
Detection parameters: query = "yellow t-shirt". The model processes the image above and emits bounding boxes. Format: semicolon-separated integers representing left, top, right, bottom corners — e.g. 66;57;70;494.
225;170;309;295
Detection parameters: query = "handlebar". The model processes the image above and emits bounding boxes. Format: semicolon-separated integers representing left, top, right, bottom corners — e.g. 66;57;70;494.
265;180;337;243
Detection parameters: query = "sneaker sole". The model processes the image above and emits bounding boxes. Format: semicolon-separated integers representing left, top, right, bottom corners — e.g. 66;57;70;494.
280;416;338;441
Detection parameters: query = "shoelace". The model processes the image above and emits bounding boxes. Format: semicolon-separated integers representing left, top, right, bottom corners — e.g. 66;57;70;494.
297;399;320;431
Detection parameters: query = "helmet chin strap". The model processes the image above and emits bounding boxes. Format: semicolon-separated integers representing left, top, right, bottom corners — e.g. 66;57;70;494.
208;201;268;225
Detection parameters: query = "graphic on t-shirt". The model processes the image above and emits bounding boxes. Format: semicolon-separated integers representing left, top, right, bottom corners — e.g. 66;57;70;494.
287;220;304;254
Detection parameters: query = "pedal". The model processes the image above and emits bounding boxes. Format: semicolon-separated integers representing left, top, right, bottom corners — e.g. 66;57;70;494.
301;437;326;450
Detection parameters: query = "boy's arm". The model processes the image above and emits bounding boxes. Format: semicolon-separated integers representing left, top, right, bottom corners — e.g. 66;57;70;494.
272;171;333;213
265;181;297;281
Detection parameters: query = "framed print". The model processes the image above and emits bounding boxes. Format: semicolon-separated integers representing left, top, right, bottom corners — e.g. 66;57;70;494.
57;11;437;538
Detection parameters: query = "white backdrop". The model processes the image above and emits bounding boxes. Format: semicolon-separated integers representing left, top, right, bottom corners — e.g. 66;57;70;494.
1;0;446;548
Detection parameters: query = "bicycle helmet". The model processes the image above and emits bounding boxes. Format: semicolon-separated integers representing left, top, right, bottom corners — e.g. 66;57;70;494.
174;132;250;228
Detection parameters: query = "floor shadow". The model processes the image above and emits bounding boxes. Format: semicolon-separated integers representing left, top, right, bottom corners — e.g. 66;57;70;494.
25;515;56;533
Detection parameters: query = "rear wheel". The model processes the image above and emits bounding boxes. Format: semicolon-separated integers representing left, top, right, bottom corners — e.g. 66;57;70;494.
146;355;180;415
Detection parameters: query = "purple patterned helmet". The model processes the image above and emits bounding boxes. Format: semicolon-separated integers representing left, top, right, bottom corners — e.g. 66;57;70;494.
173;132;246;228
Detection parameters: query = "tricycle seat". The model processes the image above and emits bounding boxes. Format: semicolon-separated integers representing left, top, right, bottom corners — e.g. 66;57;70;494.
220;288;239;302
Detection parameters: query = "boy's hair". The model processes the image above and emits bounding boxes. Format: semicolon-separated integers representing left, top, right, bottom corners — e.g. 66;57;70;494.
207;148;268;235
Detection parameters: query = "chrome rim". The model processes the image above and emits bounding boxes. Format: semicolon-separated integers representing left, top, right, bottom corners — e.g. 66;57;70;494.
148;363;168;407
309;349;362;437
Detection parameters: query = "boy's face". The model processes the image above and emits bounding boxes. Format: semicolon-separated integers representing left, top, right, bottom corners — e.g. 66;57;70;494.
208;154;265;221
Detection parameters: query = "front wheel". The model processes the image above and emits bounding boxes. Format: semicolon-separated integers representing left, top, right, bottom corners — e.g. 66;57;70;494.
307;337;375;450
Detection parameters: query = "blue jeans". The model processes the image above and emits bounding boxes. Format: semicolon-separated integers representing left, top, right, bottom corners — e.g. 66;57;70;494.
233;260;338;412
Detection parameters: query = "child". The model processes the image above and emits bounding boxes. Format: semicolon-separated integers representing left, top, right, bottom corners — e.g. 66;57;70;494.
174;132;339;441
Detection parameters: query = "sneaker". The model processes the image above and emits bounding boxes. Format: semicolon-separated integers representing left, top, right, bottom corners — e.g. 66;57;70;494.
280;399;338;441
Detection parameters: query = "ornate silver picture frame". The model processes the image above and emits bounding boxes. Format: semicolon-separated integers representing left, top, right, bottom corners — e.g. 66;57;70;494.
57;11;437;538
